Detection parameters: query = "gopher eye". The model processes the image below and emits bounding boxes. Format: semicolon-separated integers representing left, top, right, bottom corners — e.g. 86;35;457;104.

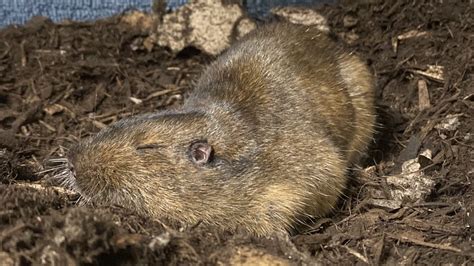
136;143;163;151
189;141;213;165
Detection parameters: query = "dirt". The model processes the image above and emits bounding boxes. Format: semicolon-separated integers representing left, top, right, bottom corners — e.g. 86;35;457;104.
0;0;472;265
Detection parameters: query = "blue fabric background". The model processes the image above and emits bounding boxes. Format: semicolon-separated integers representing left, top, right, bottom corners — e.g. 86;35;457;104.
0;0;333;28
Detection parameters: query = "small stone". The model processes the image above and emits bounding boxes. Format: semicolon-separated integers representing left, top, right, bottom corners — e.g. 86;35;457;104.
155;0;256;55
271;6;329;33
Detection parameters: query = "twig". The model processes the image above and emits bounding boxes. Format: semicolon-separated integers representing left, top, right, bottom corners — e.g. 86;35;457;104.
15;183;78;197
344;246;370;264
387;233;462;253
417;79;430;111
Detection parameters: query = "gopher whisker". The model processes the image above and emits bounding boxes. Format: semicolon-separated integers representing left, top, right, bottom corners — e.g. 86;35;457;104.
36;165;68;175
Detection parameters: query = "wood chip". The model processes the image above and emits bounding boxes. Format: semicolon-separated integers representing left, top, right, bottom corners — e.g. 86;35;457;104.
397;30;429;40
343;14;358;28
396;134;422;163
434;114;462;131
344;246;369;264
411;65;444;82
34;49;67;56
166;67;180;71
15;183;78;197
387;233;462;253
417;79;430;111
43;103;66;115
129;97;143;105
144;88;176;101
373;235;385;265
401;218;461;234
367;199;402;210
92;120;107;129
38;120;56;132
391;37;398;54
20;40;27;67
81;83;108;113
391;30;428;53
463;93;474;101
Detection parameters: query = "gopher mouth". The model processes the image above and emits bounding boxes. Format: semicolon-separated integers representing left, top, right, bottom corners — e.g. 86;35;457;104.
41;157;147;216
41;157;78;190
38;157;84;203
46;157;107;205
41;157;107;206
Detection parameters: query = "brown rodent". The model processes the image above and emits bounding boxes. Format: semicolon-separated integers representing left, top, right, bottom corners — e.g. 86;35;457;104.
66;23;376;236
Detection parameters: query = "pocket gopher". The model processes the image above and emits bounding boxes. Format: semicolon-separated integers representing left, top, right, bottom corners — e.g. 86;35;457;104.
65;23;376;236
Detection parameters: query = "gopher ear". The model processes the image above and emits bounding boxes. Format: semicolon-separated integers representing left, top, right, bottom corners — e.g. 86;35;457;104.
189;141;213;165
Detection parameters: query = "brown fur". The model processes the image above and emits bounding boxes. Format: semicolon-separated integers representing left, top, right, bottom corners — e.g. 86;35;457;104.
68;23;376;236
